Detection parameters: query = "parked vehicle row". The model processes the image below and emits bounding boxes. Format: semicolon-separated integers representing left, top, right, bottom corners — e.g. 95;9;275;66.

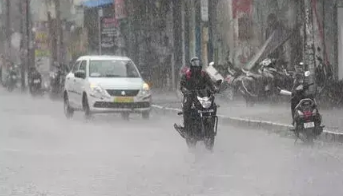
3;55;323;149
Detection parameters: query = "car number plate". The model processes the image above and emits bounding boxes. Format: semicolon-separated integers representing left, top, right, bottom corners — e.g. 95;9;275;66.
304;122;315;128
33;79;40;83
114;97;134;103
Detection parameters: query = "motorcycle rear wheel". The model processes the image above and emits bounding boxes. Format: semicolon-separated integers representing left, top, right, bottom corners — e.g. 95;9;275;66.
294;122;315;144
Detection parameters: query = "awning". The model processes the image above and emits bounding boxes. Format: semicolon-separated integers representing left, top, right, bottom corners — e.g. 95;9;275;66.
82;0;114;8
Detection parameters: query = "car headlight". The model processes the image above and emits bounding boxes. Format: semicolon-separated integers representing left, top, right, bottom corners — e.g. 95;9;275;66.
90;83;105;95
198;96;212;109
140;82;151;95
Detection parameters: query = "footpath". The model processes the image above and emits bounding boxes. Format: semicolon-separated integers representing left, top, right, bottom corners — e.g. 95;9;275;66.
152;89;343;133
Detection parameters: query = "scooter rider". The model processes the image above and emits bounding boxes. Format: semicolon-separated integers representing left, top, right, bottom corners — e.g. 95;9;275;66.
179;57;218;133
290;62;314;124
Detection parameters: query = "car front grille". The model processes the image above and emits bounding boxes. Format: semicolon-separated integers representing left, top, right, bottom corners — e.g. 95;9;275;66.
93;102;150;109
106;89;140;96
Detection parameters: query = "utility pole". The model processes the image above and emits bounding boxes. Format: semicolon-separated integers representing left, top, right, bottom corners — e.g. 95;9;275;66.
47;10;53;69
54;0;61;64
5;0;10;60
303;0;316;93
19;0;25;90
98;8;103;55
25;0;30;88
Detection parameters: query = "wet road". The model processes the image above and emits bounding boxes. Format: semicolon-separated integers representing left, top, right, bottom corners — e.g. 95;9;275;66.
1;91;343;196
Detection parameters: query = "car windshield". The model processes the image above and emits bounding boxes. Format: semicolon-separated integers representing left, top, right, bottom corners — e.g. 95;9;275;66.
89;60;140;78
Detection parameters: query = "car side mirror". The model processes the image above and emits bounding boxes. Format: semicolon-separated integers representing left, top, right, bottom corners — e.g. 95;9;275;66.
75;70;86;79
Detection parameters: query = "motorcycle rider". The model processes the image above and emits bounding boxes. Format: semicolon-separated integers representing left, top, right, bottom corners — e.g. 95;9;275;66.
28;66;42;88
178;57;218;133
290;62;314;124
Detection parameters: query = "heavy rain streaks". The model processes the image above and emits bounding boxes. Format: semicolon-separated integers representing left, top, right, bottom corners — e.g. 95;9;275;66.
0;89;343;196
1;0;343;195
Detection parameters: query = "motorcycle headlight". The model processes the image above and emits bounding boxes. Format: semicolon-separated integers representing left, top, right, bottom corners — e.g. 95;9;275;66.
50;72;57;78
198;96;212;109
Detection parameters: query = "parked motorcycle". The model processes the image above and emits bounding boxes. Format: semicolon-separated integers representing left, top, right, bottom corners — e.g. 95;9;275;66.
206;62;236;101
239;58;292;106
6;65;18;92
174;80;222;151
223;63;246;101
280;71;324;143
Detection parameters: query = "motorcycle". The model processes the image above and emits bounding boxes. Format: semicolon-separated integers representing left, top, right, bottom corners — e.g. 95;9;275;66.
280;71;324;143
6;65;18;92
29;69;43;96
174;80;222;151
239;58;291;106
49;64;67;99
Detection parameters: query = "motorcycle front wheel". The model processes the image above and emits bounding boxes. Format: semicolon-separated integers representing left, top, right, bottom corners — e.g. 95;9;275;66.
204;118;216;151
7;83;14;92
186;137;197;149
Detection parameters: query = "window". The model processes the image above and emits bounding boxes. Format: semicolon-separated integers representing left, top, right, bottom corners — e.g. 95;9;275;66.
72;61;81;73
79;60;87;72
89;60;140;78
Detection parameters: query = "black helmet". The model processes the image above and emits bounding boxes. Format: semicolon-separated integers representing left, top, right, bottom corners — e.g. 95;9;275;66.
190;57;201;67
190;57;202;76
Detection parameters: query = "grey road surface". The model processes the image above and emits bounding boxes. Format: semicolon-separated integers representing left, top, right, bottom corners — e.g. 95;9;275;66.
1;90;343;196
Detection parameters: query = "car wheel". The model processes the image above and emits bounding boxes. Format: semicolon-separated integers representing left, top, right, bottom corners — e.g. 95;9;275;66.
142;111;150;120
121;112;130;120
64;94;74;119
83;95;92;120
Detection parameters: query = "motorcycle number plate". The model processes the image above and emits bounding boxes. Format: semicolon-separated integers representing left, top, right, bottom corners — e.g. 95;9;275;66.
198;109;214;113
34;79;40;83
304;122;315;128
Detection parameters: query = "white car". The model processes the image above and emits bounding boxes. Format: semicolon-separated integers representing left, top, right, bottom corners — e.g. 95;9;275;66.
63;55;152;119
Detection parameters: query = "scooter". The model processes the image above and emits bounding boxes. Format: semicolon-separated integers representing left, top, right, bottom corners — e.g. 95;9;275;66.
279;71;324;144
